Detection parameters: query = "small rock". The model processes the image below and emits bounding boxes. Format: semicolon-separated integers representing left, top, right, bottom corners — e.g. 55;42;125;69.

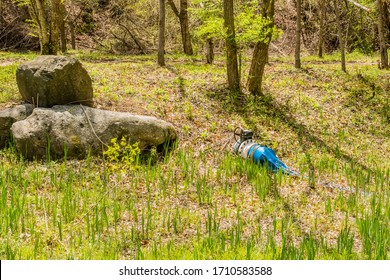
0;104;33;149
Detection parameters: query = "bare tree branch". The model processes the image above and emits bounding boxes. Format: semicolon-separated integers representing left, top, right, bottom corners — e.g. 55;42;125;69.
346;0;371;12
118;23;147;54
167;0;180;18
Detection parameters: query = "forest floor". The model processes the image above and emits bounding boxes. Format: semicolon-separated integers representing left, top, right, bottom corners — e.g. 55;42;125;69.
0;50;389;259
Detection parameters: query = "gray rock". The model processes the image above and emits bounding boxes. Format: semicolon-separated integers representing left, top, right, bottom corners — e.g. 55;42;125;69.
16;56;93;107
11;105;177;160
0;104;34;149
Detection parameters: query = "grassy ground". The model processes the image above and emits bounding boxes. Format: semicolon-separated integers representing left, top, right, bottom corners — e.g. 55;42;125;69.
0;50;389;259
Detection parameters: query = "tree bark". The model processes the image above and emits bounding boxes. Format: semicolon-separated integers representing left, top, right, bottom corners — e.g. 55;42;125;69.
179;0;193;55
384;1;390;31
30;0;49;54
206;38;214;64
318;0;325;58
29;0;62;55
58;0;67;53
295;0;302;68
223;0;240;94
247;0;275;96
49;0;62;55
377;0;389;69
68;20;76;49
167;0;193;55
333;0;346;72
0;0;3;25
248;41;269;95
158;0;166;66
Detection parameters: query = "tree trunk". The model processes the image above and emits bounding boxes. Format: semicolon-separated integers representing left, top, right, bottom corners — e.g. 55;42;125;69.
247;0;275;96
333;0;346;72
49;0;62;55
248;41;269;95
68;20;76;49
158;0;166;66
179;0;193;55
206;38;214;64
384;1;390;31
0;0;3;25
58;0;67;53
318;0;325;58
295;0;302;68
31;0;49;54
30;0;62;55
223;0;240;94
377;0;389;69
167;0;193;55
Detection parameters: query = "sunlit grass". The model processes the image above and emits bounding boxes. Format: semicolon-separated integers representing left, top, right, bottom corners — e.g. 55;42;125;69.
0;51;37;61
0;145;387;259
0;50;389;259
0;64;20;103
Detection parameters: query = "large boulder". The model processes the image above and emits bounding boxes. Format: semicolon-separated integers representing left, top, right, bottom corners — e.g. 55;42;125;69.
0;104;34;149
16;56;93;107
11;105;177;160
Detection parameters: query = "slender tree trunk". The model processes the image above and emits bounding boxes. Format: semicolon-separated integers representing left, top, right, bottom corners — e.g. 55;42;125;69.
295;0;302;68
223;0;240;94
68;20;76;49
384;1;390;31
31;0;50;54
333;0;346;72
206;38;214;64
179;0;193;55
0;0;3;25
167;0;193;55
247;0;275;96
59;0;67;53
318;0;325;58
248;41;269;95
377;0;389;69
49;0;62;55
158;0;166;66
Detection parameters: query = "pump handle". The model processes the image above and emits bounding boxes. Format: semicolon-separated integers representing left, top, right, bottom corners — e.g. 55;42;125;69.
234;127;254;143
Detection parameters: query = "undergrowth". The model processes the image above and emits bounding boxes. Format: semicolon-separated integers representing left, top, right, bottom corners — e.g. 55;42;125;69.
0;51;389;259
103;137;141;172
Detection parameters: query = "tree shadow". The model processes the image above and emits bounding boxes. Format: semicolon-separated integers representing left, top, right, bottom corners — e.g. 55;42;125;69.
166;65;186;98
345;73;390;126
165;60;380;176
304;66;390;128
254;95;375;173
206;84;376;175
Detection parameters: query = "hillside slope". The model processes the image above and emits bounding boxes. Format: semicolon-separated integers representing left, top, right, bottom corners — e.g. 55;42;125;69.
0;51;389;259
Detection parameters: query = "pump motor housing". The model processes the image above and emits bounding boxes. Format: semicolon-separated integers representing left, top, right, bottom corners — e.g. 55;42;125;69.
233;128;298;176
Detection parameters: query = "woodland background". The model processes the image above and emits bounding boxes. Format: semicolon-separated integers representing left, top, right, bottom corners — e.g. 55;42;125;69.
1;0;389;61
